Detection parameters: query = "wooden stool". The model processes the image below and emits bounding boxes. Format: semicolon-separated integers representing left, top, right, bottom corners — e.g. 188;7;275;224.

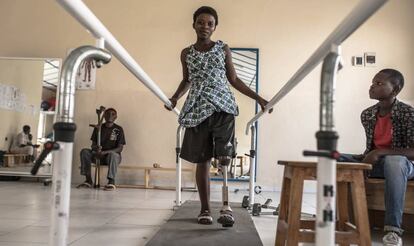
229;156;247;178
275;160;372;246
236;156;246;176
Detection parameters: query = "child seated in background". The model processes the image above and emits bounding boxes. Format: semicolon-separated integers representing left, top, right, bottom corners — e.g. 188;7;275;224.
10;125;39;162
339;68;414;246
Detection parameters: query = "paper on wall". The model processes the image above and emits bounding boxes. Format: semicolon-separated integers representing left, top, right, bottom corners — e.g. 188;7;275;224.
76;59;97;90
0;82;28;113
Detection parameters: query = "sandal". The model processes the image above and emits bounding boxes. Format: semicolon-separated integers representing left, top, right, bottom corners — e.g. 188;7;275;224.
76;182;92;189
197;210;213;225
104;184;116;191
217;210;235;227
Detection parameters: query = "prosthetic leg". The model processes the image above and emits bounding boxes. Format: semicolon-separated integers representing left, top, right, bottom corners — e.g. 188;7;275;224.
217;156;235;227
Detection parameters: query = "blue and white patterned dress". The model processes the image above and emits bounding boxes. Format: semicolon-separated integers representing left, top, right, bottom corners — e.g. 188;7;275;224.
178;40;239;128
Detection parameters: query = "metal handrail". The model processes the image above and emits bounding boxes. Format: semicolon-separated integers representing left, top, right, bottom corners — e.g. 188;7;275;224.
246;0;387;134
56;0;180;115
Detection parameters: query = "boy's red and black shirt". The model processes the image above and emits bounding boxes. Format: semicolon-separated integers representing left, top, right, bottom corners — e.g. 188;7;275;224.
361;99;414;154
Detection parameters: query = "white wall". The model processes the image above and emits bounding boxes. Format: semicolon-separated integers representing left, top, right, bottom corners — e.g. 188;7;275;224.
0;59;44;151
0;0;412;189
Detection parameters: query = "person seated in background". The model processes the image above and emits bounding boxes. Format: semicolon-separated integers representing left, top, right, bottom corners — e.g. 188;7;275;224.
77;108;126;191
339;69;414;246
10;125;39;162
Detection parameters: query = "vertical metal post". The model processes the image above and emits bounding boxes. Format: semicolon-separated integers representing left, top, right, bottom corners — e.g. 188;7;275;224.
316;45;341;246
50;46;111;246
222;165;229;206
175;125;184;208
248;124;256;208
49;141;73;246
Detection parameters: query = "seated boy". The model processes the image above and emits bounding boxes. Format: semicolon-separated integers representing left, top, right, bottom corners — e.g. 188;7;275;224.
77;108;126;190
339;68;414;246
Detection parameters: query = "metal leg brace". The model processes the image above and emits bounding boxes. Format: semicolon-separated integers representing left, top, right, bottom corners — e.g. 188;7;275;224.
217;158;235;227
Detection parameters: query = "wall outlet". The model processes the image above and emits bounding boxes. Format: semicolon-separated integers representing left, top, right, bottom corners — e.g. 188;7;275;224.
364;52;376;67
352;56;364;67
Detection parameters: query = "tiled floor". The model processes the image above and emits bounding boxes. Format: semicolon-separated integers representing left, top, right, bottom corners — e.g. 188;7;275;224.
0;181;413;245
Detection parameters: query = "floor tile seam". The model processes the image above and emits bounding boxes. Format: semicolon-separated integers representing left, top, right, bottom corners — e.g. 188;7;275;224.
66;206;130;244
105;207;173;227
126;207;176;212
0;225;48;243
67;222;160;244
0;222;47;238
0;217;39;222
67;225;106;245
102;207;138;225
0;238;46;244
105;223;160;229
0;238;47;244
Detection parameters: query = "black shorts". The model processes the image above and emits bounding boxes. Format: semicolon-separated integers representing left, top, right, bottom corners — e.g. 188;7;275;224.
180;111;236;163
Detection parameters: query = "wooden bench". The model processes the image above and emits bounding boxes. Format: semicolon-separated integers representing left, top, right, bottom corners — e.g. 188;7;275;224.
365;178;414;232
3;154;30;167
94;165;195;190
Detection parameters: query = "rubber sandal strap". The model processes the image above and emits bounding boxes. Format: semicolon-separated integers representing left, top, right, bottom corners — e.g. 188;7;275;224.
104;184;116;190
198;211;213;224
76;182;92;188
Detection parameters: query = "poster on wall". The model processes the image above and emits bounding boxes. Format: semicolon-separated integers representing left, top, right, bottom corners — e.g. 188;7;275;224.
76;59;97;90
67;48;97;90
5;85;14;110
0;82;28;113
0;83;5;108
14;91;26;112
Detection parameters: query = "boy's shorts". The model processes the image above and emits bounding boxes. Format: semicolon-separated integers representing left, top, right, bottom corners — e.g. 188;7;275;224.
180;111;236;163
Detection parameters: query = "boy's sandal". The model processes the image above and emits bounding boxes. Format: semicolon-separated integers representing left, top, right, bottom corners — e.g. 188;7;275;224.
104;184;116;191
217;210;235;227
76;182;92;189
197;211;213;225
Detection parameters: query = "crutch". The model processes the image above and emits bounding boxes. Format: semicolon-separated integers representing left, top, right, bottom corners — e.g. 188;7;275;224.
90;105;105;189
